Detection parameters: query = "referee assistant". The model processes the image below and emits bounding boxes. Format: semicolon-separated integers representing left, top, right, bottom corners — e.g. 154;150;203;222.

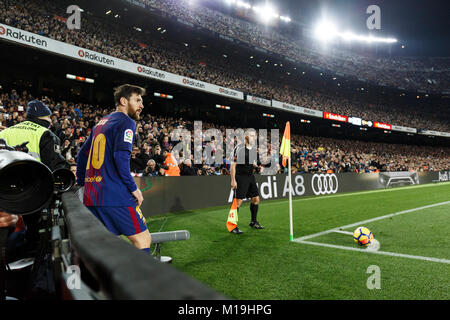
230;131;264;234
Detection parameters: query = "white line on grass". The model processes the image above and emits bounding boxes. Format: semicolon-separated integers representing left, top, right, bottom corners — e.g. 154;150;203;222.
295;200;450;241
332;230;353;235
296;240;450;264
293;200;450;264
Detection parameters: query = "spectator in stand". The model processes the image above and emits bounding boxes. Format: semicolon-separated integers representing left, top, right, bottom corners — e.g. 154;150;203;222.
180;159;197;176
143;159;162;176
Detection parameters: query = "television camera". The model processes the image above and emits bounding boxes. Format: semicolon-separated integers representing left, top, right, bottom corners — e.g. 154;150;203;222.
0;138;74;300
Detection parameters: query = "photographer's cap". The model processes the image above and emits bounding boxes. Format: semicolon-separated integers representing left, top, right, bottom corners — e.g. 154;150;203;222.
27;100;51;118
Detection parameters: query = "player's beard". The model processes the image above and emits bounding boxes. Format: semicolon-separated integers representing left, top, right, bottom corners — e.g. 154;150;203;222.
129;108;141;121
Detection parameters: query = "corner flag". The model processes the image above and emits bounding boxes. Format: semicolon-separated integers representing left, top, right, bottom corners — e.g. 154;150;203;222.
280;121;290;167
226;197;239;232
280;122;294;241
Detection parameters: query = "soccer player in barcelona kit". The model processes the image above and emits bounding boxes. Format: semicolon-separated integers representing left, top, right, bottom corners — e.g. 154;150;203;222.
76;84;151;253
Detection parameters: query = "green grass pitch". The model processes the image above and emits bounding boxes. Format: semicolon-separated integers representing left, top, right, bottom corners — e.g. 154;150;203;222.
146;182;450;300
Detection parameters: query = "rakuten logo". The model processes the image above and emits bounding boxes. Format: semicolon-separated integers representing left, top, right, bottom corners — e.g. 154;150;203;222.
1;26;48;47
77;50;115;66
137;66;166;79
302;108;315;115
282;104;296;111
250;96;269;105
219;87;238;97
182;78;205;89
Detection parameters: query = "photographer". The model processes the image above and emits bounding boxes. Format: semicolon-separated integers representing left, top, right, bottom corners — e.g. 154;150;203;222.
143;159;163;176
0;99;68;251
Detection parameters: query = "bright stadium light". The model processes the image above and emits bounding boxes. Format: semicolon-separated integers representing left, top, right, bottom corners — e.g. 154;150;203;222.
338;31;397;43
223;0;290;23
253;4;279;23
313;19;397;44
236;0;251;9
314;20;338;42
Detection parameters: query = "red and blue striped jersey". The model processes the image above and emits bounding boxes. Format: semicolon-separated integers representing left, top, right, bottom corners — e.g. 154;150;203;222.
76;111;137;207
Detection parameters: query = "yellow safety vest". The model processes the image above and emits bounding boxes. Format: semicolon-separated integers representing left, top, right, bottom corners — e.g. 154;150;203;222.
0;121;48;162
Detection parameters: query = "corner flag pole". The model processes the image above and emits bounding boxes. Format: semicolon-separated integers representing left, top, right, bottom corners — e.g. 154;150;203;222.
280;121;293;241
288;153;294;241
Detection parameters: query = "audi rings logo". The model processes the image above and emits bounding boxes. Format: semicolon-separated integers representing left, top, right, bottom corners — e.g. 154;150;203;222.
311;174;338;195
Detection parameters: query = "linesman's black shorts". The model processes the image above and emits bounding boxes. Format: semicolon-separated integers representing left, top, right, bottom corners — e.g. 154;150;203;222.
235;175;259;199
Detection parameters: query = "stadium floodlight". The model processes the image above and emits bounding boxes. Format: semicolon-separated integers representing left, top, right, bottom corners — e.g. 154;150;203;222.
236;0;251;9
338;31;397;43
253;4;279;23
314;20;338;42
314;19;397;44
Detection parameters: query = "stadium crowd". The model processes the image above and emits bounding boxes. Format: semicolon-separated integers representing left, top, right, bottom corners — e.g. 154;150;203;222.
1;0;449;132
1;89;449;177
141;0;450;93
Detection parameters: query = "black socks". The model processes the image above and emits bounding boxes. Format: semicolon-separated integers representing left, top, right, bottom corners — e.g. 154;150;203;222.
250;203;259;222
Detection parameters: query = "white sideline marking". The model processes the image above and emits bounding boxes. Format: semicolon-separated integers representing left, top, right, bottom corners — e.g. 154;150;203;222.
332;230;353;235
296;240;450;264
293;200;450;264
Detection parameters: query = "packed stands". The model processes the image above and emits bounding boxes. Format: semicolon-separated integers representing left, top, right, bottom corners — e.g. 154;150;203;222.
1;0;449;132
1;89;449;176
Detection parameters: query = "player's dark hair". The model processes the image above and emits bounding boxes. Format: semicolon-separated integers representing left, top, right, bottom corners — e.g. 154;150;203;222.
113;84;146;106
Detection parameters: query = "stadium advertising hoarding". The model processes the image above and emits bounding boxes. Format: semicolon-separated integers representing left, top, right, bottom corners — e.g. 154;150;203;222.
246;95;272;107
419;130;450;138
323;112;348;122
391;125;417;134
0;23;244;100
362;120;373;127
136;171;445;216
271;100;323;118
348;117;362;126
373;121;392;130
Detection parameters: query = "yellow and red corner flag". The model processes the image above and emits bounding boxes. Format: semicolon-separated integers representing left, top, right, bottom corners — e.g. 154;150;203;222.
280;121;291;167
280;122;294;241
226;197;239;232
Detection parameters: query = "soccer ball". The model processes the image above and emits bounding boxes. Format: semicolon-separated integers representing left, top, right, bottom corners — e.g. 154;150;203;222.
353;227;373;247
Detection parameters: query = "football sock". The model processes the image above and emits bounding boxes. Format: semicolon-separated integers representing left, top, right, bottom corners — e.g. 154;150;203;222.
141;248;150;254
250;203;259;222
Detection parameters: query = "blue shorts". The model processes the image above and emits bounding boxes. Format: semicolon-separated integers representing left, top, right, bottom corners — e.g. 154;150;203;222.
87;206;148;236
